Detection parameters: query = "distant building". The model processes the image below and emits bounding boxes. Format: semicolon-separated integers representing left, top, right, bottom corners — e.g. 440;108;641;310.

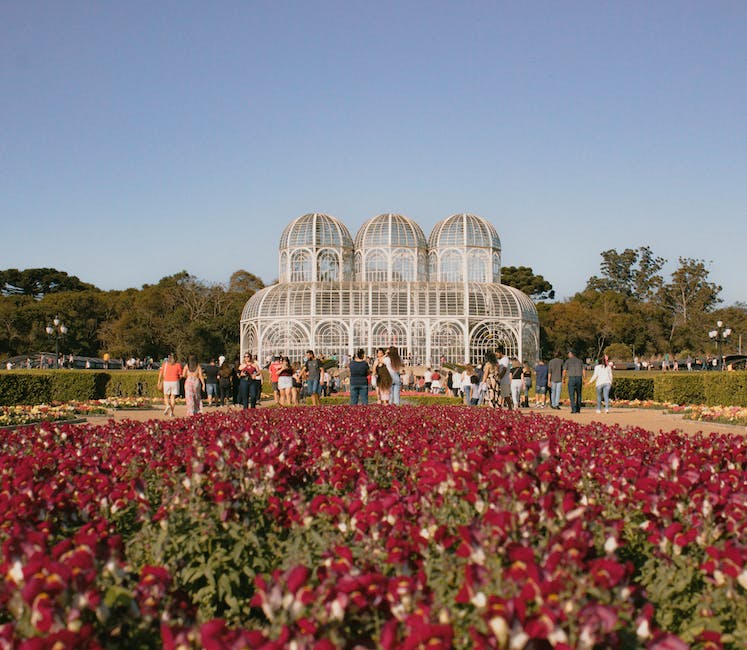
241;212;539;365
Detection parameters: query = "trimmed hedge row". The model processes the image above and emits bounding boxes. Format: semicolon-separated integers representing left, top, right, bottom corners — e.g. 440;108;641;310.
0;370;275;406
0;370;157;406
609;372;747;407
1;370;746;407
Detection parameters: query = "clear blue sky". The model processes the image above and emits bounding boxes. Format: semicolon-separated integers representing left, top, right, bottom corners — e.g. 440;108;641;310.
2;1;745;304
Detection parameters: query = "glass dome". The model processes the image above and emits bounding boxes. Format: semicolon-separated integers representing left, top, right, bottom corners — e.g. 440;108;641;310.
427;214;502;283
279;212;353;250
354;213;427;282
354;213;427;250
278;213;353;283
428;213;501;250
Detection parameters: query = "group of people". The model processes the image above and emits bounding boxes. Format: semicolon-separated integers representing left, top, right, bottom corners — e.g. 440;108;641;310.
267;350;329;407
472;349;614;414
156;353;265;416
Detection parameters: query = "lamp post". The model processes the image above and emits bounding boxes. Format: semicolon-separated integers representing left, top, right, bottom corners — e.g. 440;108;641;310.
45;317;68;369
708;320;731;371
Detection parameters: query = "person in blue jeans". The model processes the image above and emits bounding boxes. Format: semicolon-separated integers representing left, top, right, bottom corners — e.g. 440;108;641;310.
562;350;586;413
587;358;613;413
386;346;404;405
348;348;371;405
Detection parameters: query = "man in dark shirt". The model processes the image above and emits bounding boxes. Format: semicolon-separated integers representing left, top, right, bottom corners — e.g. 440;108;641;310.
534;358;549;408
304;350;322;406
547;354;564;409
562;350;586;413
203;359;220;407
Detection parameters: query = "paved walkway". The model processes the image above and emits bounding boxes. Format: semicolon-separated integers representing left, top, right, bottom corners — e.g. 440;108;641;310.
86;401;746;437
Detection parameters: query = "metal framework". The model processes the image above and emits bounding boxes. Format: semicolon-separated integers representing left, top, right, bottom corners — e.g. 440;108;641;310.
241;213;540;365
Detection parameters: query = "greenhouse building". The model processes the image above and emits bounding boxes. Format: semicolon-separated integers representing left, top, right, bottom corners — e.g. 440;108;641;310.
240;212;540;366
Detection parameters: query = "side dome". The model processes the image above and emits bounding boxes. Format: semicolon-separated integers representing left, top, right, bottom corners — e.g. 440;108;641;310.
278;213;353;283
353;213;428;282
428;213;502;283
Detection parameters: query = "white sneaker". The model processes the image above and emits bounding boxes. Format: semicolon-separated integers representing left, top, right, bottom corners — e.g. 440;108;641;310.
596;409;601;414
605;408;609;413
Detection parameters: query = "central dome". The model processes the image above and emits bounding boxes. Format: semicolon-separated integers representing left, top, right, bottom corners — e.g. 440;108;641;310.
279;212;353;250
354;214;427;282
354;213;427;250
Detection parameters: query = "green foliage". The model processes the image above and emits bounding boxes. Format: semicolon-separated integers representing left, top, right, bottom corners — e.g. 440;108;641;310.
0;267;98;298
703;372;747;408
105;371;161;398
611;377;655;401
654;373;706;405
50;370;111;402
605;343;633;362
0;371;53;406
501;265;554;300
0;370;160;405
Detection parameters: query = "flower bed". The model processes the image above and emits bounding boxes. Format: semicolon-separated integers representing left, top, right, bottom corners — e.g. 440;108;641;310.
0;402;108;427
1;407;746;648
667;403;747;426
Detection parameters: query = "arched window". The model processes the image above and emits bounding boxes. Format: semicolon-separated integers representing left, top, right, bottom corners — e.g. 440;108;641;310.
469;323;517;366
492;252;501;283
290;250;312;282
392;249;415;281
317;249;340;282
467;250;489;282
439;250;463;282
279;251;288;283
315;321;348;360
365;250;388;282
431;321;465;365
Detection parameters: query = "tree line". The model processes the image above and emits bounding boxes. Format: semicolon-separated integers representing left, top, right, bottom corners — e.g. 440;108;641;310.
1;251;744;364
0;269;264;363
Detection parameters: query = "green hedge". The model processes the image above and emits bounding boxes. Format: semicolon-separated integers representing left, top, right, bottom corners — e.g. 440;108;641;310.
2;370;747;407
609;377;655;401
703;372;747;408
0;370;159;405
653;373;705;405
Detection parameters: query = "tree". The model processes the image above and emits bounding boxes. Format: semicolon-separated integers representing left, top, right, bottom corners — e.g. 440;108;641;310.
0;268;98;299
501;266;555;300
586;247;665;302
228;270;265;294
658;257;722;345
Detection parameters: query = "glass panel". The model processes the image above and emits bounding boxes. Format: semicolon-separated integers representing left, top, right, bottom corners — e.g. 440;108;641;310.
317;249;340;282
291;251;312;282
365;250;388;282
439;250;463;282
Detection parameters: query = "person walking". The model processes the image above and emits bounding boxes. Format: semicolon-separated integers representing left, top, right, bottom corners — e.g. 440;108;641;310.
373;348;393;404
534;358;549;407
482;351;502;408
563;350;586;413
157;354;182;417
277;357;294;406
237;353;261;409
349;348;371;405
460;366;474;405
386;346;404;405
547;353;563;410
587;358;613;413
510;358;523;409
521;361;532;407
304;350;322;406
203;359;219;407
217;360;233;407
497;348;512;409
182;355;206;416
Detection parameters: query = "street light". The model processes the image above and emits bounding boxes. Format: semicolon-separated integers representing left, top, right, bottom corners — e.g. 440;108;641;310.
45;317;68;369
708;320;731;370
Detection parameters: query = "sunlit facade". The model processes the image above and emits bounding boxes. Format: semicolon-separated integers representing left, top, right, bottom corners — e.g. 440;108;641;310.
241;212;539;365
